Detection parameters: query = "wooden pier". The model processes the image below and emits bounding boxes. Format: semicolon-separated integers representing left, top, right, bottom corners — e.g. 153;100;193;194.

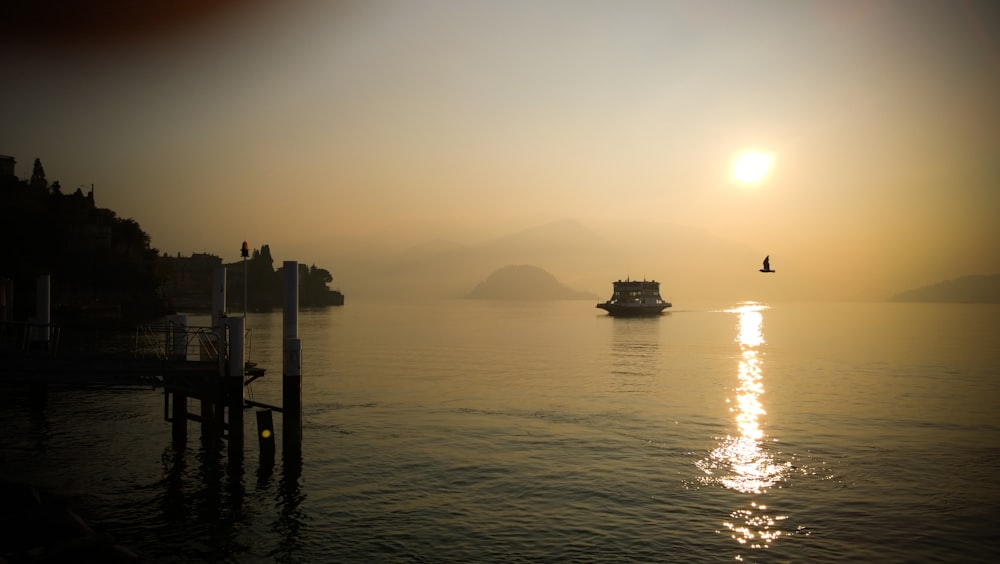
0;264;304;467
0;352;217;385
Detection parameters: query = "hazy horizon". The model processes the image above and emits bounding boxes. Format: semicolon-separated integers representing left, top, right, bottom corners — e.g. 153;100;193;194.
3;0;998;302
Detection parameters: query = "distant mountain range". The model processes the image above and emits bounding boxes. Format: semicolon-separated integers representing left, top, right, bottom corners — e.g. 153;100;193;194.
889;274;1000;303
298;218;761;300
466;265;598;300
291;217;991;303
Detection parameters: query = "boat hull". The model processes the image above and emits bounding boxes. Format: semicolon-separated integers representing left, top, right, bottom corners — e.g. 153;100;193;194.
596;302;671;317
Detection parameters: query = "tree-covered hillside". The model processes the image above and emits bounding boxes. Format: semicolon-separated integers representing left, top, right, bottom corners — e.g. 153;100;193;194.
1;158;344;320
1;158;168;321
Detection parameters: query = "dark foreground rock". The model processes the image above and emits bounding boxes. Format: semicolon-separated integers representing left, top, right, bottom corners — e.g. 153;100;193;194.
0;478;141;563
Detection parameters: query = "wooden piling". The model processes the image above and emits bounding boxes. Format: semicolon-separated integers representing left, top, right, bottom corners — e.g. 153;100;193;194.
171;392;187;445
31;275;51;352
283;339;302;456
28;382;48;410
0;276;12;323
226;316;245;464
200;390;216;436
256;409;276;469
282;262;302;458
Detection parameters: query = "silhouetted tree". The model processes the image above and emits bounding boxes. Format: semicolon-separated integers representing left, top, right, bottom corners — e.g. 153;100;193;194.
225;246;343;309
298;263;343;306
30;158;47;191
299;264;330;304
247;244;279;310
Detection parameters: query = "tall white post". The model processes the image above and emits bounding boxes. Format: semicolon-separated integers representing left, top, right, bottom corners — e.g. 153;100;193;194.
243;256;248;320
283;261;302;457
226;316;245;388
224;315;245;463
209;266;227;367
283;261;298;343
212;266;227;329
168;314;188;360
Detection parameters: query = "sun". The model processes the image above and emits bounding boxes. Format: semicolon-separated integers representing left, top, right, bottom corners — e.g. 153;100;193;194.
732;152;774;184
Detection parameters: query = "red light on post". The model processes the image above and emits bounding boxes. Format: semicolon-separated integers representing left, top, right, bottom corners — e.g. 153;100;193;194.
241;241;249;258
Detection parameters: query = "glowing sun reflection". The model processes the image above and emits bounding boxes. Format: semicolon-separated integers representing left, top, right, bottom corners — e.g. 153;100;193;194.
697;302;792;558
699;302;788;493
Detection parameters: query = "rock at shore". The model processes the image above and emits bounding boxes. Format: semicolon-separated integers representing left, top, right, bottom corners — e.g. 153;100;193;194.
0;478;140;562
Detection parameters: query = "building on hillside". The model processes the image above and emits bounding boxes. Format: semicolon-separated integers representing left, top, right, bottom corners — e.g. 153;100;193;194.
163;253;223;311
0;155;15;178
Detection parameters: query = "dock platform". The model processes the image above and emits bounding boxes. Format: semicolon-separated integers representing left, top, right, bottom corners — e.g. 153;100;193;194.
0;352;218;386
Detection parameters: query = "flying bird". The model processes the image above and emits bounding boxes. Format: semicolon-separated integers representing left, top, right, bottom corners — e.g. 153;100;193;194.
760;256;775;273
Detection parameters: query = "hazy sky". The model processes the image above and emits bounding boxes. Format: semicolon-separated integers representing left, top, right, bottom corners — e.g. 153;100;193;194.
3;0;998;299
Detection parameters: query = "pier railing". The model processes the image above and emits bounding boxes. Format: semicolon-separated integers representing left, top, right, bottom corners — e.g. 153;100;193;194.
133;323;226;361
132;322;255;367
0;319;255;365
0;320;62;354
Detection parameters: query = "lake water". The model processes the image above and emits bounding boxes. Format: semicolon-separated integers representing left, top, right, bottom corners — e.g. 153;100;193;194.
2;300;999;562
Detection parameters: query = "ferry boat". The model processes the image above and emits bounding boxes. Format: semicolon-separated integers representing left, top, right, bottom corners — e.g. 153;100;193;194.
596;279;672;317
